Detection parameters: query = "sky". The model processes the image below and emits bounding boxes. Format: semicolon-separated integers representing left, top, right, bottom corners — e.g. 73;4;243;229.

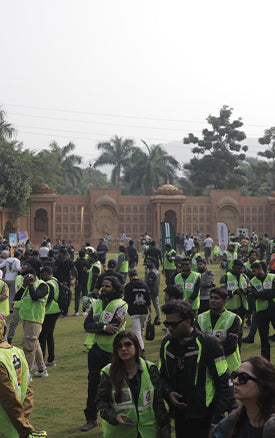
1;0;274;172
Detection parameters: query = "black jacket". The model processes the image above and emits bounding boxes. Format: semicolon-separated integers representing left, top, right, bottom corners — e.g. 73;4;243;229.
124;278;151;315
159;328;233;425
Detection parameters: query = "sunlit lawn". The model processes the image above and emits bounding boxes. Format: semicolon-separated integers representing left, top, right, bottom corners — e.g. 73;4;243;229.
9;254;275;437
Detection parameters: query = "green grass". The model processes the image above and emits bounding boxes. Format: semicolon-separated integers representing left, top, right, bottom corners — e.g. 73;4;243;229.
8;256;275;437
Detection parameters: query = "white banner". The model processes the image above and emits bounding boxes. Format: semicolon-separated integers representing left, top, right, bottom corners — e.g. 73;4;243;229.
217;222;228;255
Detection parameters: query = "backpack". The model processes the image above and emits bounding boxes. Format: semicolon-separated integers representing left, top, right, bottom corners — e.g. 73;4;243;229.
55;281;72;313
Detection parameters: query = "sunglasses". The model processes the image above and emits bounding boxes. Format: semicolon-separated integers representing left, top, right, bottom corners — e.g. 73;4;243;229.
231;371;259;385
117;341;134;350
163;319;185;328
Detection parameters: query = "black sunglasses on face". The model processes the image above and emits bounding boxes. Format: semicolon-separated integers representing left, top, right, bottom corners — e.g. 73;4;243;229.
232;371;259;385
163;319;185;328
117;341;133;350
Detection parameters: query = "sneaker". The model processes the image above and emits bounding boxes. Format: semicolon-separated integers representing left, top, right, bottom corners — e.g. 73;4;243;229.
81;420;98;431
34;369;48;378
62;314;69;318
72;312;79;316
29;431;47;437
82;312;88;316
153;318;161;326
45;360;56;367
242;336;254;344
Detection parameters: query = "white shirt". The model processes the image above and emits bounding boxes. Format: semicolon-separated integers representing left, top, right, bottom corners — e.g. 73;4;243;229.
184;238;195;251
203;237;214;248
39;247;49;258
0;257;21;281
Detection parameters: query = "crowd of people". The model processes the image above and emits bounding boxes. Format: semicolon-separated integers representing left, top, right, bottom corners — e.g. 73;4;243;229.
0;231;275;438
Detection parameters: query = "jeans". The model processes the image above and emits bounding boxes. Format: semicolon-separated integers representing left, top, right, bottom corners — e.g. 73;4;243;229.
84;344;112;421
7;308;20;340
130;314;147;350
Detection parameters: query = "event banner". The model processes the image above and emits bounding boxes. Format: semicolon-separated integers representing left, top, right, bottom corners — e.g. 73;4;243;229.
161;221;176;254
217;222;228;255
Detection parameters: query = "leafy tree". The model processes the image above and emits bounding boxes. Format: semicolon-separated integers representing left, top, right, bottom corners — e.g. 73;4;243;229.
49;141;83;191
240;157;271;196
182;105;248;194
0;108;16;140
123;141;180;195
58;167;111;195
93;135;136;193
258;127;275;190
0;138;32;216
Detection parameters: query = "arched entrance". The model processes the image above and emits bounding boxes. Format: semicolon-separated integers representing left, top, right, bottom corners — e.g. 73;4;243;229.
217;205;239;235
93;205;117;240
164;209;177;232
34;209;48;235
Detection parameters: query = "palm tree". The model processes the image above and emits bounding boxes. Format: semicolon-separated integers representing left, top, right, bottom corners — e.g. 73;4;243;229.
49;141;83;191
0;108;16;140
124;141;180;195
93;135;136;193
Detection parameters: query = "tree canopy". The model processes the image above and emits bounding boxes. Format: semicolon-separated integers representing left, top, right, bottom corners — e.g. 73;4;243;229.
182;106;248;194
258;127;275;190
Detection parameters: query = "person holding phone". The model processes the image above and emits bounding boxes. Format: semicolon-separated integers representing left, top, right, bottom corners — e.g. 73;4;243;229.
96;330;170;438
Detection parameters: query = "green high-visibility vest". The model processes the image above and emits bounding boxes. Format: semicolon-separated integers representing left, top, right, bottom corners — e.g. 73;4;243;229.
0;281;9;317
164;250;176;270
87;261;103;292
213;246;219;256
250;273;275;312
84;298;127;352
14;275;23;309
19;280;49;324
223;272;248;311
101;358;158;438
118;253;129;273
191;253;201;272
45;278;61;315
224;251;238;270
0;345;29;438
175;271;201;309
198;310;241;372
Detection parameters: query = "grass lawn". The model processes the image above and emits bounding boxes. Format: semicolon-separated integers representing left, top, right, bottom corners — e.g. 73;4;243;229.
8;255;275;437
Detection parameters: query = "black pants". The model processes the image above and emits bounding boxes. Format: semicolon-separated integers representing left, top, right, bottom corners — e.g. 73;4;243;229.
39;313;60;362
84;343;112;421
175;414;211;438
165;269;176;286
75;280;88;312
256;304;275;361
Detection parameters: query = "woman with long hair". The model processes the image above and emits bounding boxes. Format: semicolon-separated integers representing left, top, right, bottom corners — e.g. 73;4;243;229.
212;356;275;437
96;330;170;438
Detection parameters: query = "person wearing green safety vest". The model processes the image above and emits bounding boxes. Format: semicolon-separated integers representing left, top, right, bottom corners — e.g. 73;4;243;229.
198;288;241;374
190;246;202;272
221;244;238;271
159;300;233;438
0;313;47;438
163;243;176;286
117;245;129;281
14;269;49;377
39;266;62;368
0;277;9;317
96;330;171;438
250;261;275;361
81;276;128;432
174;257;200;318
7;263;31;345
220;259;248;335
87;252;103;297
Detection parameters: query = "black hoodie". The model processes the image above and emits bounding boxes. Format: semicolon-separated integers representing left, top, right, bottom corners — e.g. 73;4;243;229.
124;278;151;315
